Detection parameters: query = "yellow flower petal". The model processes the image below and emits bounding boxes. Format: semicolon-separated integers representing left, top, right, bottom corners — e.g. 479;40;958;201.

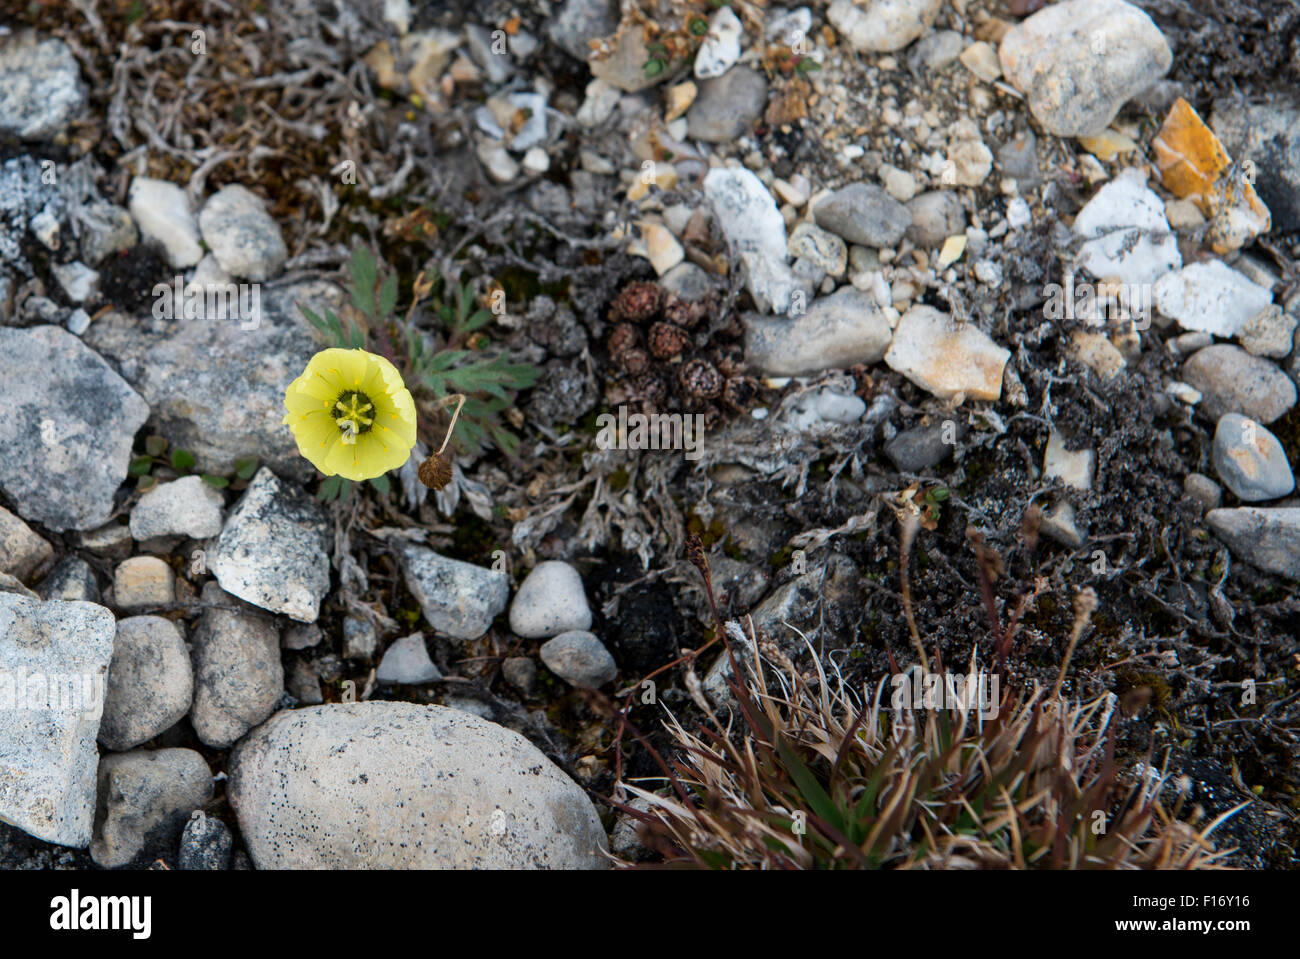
284;348;419;481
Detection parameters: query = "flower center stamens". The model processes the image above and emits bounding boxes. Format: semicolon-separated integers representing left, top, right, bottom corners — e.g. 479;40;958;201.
332;390;375;436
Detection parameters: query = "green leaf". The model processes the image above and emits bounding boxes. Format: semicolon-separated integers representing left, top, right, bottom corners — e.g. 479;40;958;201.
137;474;158;492
144;435;168;457
129;456;154;477
171;448;196;472
775;736;846;836
349;246;377;318
459;309;493;335
378;272;398;320
201;474;229;488
234;457;260;480
369;474;390;495
458;284;474;325
316;475;343;502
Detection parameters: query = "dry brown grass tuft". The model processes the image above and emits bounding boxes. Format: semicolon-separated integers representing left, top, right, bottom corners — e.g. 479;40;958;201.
612;619;1243;869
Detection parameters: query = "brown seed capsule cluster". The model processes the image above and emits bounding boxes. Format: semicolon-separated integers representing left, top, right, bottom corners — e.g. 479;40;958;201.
603;278;759;420
417;451;454;490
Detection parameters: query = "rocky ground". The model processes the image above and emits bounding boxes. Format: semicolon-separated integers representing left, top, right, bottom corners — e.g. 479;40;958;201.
1;0;1298;869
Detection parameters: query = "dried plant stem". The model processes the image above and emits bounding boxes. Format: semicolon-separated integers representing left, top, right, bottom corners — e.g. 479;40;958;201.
1051;587;1099;700
897;510;928;672
431;393;466;456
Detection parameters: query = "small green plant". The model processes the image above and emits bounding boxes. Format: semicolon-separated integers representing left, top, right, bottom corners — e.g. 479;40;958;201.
300;246;540;501
129;435;257;492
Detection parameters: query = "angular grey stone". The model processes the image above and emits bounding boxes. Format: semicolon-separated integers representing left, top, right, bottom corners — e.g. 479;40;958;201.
1182;345;1296;425
999;0;1172;137
99;615;193;752
686;67;768;143
1212;413;1295;502
286;659;323;706
0;325;149;532
112;556;175;610
1040;501;1085;549
84;281;343;480
129;475;225;541
210;468;330;623
0;505;52;581
36;556;99;604
179;811;232;870
548;0;618;61
540;630;618;687
0;34;85;140
744;287;892;376
343;615;378;660
1213;95;1300;234
79;201;137;266
1184;472;1222;511
397;543;509;641
189;583;283;749
509;560;592;639
501;656;537;696
90;748;213;868
376;633;441;684
0;594;115;847
908;29;965;73
704;166;805;315
228;702;609;868
906;191;966;247
885;419;966;472
76;521;133;560
197;185;287;281
1206;508;1300;581
814;183;912;248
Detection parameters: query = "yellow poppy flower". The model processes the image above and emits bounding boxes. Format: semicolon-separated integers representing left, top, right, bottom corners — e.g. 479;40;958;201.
283;348;418;481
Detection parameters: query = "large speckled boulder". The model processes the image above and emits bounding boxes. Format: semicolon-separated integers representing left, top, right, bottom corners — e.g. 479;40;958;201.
228;702;609;869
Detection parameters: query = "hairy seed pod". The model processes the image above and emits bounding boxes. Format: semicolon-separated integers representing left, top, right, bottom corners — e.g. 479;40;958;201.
677;358;723;402
618;347;651;376
607;322;640;356
634;373;668;409
647;321;690;359
662;293;707;329
417;451;454;490
609;281;662;323
722;375;758;411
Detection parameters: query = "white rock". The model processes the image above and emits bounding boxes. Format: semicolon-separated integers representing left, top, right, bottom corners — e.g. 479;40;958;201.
1073;168;1181;289
629;222;684;276
0;594;115;847
999;0;1172;137
99;616;194;751
828;0;943;53
540;630;618;686
397;542;510;641
129;475;225;541
1044;431;1096;491
228;702;609;868
1154;261;1274;338
51;261;99;303
0;34;86;140
521;146;550;174
477;141;519;182
198;185;288;281
694;7;743;79
376;633;442;684
884;306;1011;400
190;583;283;749
90;748;212;868
128;177;203;269
704;166;805;314
744;287;893;375
210;468;331;623
509;560;592;638
113;556;175;610
1238;305;1297;358
0;505;52;581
